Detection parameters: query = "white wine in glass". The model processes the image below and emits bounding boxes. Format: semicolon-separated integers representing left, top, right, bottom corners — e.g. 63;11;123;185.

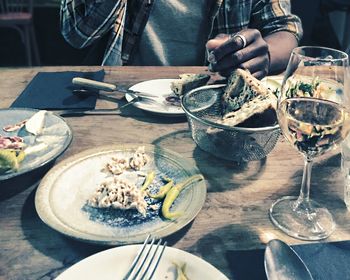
269;46;350;241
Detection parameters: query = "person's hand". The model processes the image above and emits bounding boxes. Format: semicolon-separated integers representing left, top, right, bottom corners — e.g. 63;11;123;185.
206;29;270;79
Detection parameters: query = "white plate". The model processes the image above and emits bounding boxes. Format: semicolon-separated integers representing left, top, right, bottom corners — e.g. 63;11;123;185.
125;79;185;117
56;245;229;280
262;75;283;93
0;108;72;181
125;76;283;117
35;144;206;245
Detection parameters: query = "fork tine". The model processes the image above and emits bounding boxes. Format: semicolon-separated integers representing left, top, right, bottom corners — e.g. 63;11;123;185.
139;239;162;280
123;236;167;280
132;237;156;279
122;234;151;280
145;240;167;280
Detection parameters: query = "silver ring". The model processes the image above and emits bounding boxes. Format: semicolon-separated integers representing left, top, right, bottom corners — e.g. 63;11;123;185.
232;34;247;48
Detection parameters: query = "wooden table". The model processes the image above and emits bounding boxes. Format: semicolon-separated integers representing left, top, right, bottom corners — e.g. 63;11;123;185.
0;66;349;280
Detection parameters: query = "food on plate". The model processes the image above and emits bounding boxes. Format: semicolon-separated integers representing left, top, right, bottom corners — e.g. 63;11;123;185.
104;146;150;175
173;262;189;280
141;170;156;191
0;149;25;172
170;73;210;96
220;69;277;127
130;146;150;170
149;176;173;199
0;135;25;150
25;110;46;135
87;177;148;216
88;146;204;221
162;174;204;220
286;75;342;102
104;156;130;175
3;120;27;132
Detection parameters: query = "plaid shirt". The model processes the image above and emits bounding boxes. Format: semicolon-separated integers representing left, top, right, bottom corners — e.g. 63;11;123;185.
60;0;303;66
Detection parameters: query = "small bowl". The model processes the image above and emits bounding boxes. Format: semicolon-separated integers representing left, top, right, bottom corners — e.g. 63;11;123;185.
181;84;280;162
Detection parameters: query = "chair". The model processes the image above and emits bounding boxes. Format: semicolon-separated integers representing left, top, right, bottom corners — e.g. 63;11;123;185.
0;0;40;66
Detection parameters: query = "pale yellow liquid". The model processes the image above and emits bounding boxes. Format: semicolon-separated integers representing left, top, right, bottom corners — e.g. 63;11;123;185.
278;97;350;158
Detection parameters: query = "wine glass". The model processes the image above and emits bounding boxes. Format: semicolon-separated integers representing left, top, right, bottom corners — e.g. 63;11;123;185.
269;46;349;241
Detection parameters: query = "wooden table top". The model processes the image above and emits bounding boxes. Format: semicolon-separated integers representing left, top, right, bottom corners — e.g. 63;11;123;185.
1;66;350;280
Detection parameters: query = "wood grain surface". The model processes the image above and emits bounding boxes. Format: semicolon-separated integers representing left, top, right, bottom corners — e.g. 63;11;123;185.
0;66;349;280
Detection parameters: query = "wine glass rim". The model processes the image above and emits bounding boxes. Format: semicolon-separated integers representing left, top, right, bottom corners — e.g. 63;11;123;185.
292;46;349;61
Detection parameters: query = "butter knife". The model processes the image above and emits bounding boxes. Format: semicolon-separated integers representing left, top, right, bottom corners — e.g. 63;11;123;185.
72;77;158;97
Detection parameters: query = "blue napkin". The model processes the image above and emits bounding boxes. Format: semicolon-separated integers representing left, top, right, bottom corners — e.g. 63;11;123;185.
294;241;350;280
227;240;350;280
11;70;105;109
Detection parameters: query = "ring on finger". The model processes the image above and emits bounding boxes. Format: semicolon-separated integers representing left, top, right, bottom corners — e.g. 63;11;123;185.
231;33;247;48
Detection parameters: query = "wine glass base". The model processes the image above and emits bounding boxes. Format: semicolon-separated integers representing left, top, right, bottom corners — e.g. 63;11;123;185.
269;196;335;241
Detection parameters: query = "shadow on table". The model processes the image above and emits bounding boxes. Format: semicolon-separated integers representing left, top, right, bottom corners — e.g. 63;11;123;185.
186;223;267;280
191;222;350;280
118;102;188;125
152;129;268;193
0;162;54;201
20;188;109;278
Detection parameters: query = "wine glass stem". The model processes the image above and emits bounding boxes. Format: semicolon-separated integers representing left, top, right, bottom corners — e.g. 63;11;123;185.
293;157;313;212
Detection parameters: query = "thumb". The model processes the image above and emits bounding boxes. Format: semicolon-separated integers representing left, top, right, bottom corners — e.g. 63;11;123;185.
206;34;230;51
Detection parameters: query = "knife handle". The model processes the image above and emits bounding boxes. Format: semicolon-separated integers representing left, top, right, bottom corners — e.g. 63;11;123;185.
72;77;117;92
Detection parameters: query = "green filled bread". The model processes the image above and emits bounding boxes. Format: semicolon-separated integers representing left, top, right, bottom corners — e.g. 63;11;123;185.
170;73;210;96
220;69;277;127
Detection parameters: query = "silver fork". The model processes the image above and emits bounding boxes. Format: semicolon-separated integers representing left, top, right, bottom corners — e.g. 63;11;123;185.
56;93;162;117
72;89;162;104
123;235;167;280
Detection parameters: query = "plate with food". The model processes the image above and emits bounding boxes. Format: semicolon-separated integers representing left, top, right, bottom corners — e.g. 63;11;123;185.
35;144;206;245
262;75;283;96
125;74;210;116
0;108;72;181
56;244;228;280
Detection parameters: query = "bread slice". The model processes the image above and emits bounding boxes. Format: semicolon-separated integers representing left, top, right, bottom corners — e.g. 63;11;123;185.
170;73;210;96
220;69;277;127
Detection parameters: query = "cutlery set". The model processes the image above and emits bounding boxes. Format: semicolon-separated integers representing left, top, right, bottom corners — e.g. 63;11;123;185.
60;77;164;116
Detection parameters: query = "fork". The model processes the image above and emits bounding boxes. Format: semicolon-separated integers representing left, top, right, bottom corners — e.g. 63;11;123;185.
123;235;167;280
57;93;163;117
72;89;162;105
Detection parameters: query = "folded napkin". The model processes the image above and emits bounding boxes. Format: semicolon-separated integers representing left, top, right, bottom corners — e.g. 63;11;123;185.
226;240;350;280
11;70;105;110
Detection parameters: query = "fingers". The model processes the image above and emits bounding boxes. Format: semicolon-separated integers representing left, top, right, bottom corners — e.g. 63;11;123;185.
210;41;268;72
205;33;230;51
207;29;270;79
239;54;269;75
251;70;267;79
208;29;261;63
217;55;269;78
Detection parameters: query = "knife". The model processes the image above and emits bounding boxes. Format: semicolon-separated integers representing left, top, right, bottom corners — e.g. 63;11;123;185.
72;77;158;98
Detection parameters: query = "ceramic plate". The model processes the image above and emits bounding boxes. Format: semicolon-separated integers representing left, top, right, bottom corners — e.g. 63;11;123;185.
125;79;185;117
262;75;283;93
56;244;228;280
0;108;72;181
35;144;206;245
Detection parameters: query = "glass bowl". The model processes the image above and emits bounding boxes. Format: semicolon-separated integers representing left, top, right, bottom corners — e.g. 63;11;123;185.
181;84;280;162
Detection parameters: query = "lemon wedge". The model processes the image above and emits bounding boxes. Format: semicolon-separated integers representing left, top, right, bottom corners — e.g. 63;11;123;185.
0;149;25;172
